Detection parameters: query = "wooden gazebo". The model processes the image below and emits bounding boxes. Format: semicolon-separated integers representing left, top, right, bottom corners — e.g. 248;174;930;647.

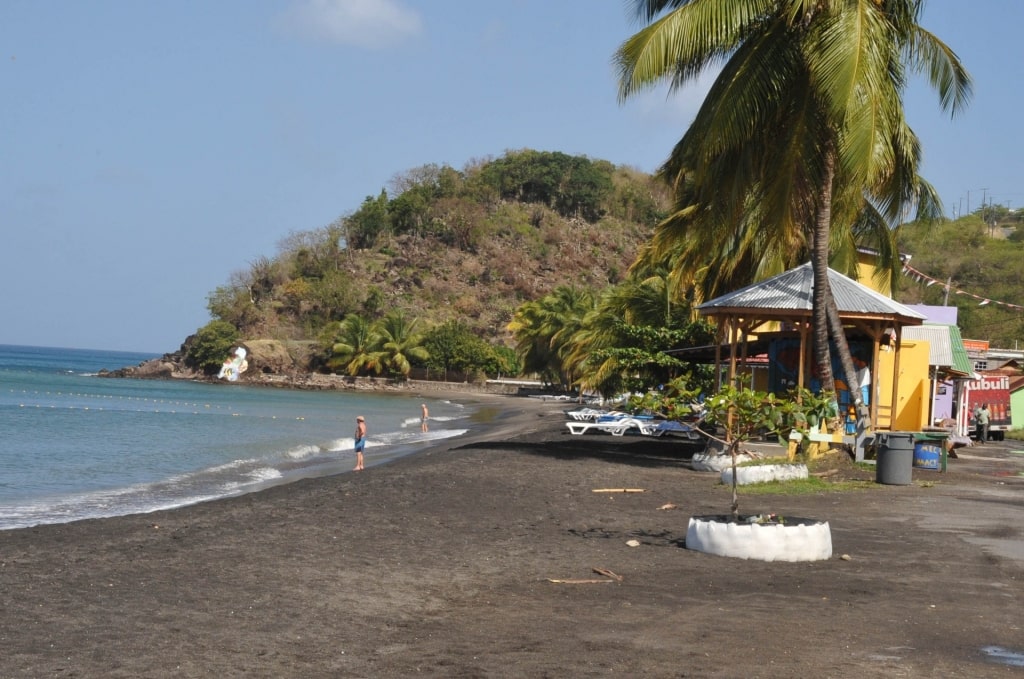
696;263;927;429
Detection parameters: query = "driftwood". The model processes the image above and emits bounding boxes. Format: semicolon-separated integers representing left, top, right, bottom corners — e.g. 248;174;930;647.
592;567;623;581
591;488;645;493
547;579;613;584
810;469;839;478
548;567;623;584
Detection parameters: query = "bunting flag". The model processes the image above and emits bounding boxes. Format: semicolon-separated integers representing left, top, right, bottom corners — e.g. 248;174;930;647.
902;264;1024;310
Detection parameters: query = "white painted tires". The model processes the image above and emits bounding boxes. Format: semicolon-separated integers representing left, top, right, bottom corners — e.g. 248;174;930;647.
686;515;833;562
691;453;754;472
721;464;808;486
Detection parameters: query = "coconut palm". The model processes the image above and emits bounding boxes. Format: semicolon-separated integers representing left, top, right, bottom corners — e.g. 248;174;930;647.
567;272;714;396
328;313;385;376
616;0;970;398
508;286;595;389
376;309;429;378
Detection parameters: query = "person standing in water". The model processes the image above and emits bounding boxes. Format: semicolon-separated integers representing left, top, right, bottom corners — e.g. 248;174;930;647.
421;403;429;433
354;415;366;471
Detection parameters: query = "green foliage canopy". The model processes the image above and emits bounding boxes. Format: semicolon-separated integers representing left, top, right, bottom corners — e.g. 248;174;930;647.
185;320;240;375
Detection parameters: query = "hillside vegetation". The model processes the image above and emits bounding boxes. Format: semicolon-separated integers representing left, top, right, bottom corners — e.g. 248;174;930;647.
190;148;1024;382
896;213;1024;347
195;150;671;371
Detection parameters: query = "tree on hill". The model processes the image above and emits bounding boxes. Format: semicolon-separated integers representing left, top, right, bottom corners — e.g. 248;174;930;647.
185;320;240;375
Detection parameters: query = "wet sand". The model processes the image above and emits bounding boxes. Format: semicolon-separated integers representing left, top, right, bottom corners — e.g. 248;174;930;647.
2;395;1022;678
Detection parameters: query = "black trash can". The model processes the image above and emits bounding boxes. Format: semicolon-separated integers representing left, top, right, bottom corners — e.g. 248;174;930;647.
876;432;915;485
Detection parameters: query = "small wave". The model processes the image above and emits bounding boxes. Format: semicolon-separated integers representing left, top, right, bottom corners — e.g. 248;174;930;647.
424;415;460;423
246;467;283;482
285;444;322;459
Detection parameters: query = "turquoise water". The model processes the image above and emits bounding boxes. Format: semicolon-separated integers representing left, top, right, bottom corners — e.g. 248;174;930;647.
0;345;473;529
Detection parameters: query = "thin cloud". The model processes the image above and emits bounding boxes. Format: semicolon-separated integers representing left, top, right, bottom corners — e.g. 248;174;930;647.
279;0;422;48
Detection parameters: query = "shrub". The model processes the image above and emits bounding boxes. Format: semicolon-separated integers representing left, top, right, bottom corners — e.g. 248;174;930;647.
185;320;240;374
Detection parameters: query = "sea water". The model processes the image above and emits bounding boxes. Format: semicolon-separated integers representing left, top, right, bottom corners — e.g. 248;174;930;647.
0;345;474;530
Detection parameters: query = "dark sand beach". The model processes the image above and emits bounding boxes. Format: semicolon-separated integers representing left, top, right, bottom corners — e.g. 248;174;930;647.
2;393;1022;678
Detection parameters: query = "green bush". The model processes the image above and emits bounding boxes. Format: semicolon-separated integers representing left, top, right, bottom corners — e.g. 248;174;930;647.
186;320;240;374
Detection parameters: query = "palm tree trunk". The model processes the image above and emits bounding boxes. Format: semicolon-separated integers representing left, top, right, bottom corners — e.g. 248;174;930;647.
826;297;862;410
811;146;836;395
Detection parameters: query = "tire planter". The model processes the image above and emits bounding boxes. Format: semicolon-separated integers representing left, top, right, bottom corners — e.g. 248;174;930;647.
721;463;808;486
691;452;755;472
686;515;833;562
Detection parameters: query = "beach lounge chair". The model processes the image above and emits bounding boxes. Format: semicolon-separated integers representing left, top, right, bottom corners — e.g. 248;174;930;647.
565;407;605;421
648;420;704;441
565;417;651;436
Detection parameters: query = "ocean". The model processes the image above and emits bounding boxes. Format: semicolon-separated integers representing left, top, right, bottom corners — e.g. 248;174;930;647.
0;344;476;530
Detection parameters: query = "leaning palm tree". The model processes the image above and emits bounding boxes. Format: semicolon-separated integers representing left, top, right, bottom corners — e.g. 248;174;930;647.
616;0;970;402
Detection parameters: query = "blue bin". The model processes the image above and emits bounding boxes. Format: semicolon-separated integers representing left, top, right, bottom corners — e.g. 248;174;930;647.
913;442;942;470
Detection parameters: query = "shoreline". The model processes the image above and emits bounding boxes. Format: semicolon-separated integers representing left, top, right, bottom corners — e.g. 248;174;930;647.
2;397;1022;676
1;388;552;533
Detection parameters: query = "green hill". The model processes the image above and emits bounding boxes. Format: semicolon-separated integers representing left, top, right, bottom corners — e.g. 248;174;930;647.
896;215;1024;346
202;149;671;350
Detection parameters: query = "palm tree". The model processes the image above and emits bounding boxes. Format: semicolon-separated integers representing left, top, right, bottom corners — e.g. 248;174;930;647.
566;272;714;396
376;309;429;378
508;286;595;389
616;0;970;401
328;313;385;376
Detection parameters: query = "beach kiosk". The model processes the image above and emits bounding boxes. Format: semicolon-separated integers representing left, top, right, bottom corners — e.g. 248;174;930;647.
695;263;928;457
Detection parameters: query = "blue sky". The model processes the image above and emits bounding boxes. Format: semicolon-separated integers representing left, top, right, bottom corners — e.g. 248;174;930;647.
2;0;1020;353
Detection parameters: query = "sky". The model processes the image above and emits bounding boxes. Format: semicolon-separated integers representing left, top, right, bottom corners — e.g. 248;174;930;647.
2;0;1021;353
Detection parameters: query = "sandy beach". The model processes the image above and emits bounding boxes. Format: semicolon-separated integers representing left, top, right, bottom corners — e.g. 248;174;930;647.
2;393;1022;678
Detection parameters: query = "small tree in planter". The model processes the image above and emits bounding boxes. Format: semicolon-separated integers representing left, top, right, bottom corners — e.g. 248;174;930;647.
695;383;834;561
638;377;835;561
701;383;784;520
702;383;840;515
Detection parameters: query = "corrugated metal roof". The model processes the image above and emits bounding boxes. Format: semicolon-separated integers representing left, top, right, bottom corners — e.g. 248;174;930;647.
947;325;975;376
697;262;927;321
903;325;954;365
902;324;974;376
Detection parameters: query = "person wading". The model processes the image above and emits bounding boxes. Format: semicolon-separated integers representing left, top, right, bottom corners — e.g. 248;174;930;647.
354;415;367;471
